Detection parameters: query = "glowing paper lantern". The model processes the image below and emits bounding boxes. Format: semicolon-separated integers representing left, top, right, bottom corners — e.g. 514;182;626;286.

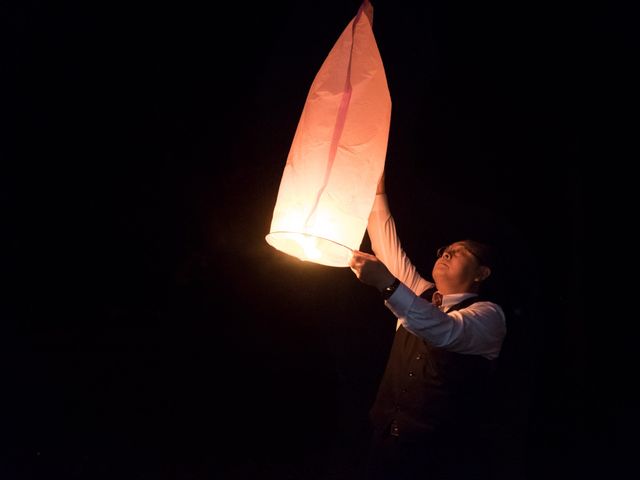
265;0;391;267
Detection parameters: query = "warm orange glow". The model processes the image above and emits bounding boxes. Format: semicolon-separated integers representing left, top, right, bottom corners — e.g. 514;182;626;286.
266;0;390;267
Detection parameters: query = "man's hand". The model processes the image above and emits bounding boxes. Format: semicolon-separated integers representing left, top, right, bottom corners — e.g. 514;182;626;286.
349;250;395;292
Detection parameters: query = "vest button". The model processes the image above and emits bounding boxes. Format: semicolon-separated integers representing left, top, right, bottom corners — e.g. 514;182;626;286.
408;371;414;377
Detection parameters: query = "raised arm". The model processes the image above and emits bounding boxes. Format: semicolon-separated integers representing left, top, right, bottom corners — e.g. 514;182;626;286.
366;173;432;295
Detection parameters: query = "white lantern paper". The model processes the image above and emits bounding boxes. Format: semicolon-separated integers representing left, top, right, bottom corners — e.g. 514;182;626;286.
265;0;391;267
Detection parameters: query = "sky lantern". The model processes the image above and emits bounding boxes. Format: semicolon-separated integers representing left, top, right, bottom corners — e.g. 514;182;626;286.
265;0;391;267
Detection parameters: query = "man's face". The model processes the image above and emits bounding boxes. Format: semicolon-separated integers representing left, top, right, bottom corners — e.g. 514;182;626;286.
432;242;482;291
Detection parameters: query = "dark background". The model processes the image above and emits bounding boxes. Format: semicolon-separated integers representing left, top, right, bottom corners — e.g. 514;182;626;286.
2;0;625;478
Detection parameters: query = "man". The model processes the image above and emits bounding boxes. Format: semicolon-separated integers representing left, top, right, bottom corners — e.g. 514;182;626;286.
348;174;507;480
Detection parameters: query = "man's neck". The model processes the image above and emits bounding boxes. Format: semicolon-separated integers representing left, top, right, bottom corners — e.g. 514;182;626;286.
436;283;479;296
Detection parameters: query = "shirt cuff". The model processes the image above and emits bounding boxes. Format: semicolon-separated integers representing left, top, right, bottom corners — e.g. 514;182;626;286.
384;282;417;317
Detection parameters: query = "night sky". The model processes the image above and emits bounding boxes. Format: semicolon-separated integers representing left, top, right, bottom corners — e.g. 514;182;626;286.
3;0;623;479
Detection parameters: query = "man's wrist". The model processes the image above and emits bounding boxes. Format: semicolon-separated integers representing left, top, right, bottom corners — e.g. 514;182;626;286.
381;277;401;300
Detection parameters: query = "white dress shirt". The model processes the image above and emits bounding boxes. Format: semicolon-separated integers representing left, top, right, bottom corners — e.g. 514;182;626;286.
367;194;506;360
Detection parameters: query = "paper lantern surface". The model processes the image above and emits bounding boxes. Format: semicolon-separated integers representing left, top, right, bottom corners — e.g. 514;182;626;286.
266;1;391;267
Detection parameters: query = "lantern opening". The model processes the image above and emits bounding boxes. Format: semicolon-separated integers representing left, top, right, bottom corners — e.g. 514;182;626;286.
265;231;353;267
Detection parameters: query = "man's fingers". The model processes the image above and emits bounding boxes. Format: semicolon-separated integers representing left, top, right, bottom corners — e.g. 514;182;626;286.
349;252;364;278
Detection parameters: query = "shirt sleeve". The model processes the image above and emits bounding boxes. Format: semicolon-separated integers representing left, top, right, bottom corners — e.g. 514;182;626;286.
367;194;433;295
386;283;507;360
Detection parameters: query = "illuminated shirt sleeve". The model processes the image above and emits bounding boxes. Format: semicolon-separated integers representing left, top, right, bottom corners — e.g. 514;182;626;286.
367;194;433;295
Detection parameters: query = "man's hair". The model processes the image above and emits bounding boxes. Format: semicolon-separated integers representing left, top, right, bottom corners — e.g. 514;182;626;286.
460;239;496;270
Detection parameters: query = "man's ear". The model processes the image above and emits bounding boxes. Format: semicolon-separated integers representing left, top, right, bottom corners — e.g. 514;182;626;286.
475;266;491;282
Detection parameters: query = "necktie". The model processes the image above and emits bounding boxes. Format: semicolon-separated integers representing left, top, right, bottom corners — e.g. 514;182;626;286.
432;291;443;308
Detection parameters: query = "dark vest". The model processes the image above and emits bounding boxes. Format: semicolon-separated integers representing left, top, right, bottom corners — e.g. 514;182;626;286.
369;287;496;443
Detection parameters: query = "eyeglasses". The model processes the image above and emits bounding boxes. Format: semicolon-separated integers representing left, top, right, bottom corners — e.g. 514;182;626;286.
436;245;481;263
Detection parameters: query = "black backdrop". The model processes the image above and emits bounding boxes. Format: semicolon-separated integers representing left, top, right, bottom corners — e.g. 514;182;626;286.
3;0;621;478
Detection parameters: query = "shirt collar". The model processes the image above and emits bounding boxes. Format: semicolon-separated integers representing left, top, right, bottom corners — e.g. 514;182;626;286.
440;292;479;309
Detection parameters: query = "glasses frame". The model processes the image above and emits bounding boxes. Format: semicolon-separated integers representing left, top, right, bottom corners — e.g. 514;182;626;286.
436;245;482;264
